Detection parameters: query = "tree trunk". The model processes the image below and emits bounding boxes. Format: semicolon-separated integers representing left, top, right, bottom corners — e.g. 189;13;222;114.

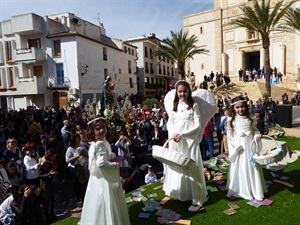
178;63;185;80
263;37;271;96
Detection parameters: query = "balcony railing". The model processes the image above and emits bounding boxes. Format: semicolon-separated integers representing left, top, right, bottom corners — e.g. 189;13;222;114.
15;47;45;63
48;75;71;88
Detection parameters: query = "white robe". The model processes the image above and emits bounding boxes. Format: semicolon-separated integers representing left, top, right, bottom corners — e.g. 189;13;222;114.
79;140;131;225
163;102;208;206
226;115;267;200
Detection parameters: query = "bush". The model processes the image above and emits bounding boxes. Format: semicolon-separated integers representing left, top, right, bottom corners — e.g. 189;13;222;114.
142;98;161;109
262;92;270;102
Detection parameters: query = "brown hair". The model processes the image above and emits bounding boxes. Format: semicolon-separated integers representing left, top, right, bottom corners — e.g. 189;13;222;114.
229;96;253;133
86;117;109;142
173;81;194;112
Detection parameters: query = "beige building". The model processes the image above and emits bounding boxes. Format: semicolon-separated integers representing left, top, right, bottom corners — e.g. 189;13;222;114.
183;0;300;88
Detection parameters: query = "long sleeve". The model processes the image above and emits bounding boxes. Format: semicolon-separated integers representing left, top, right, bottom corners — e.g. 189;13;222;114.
94;141;120;184
23;156;40;171
180;104;201;137
0;167;10;194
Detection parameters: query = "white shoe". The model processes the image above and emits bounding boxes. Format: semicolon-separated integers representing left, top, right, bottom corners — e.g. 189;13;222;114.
188;204;202;212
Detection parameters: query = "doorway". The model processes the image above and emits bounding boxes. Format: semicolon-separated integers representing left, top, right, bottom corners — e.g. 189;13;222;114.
245;51;260;70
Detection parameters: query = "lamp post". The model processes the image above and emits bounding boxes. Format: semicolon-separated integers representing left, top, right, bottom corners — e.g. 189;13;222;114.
79;64;88;105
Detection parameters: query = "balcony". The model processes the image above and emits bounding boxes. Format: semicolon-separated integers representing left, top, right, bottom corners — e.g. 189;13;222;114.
14;47;45;63
16;76;46;94
48;76;71;89
11;13;44;35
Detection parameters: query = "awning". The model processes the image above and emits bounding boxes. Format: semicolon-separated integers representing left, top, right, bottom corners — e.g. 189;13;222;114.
15;60;36;64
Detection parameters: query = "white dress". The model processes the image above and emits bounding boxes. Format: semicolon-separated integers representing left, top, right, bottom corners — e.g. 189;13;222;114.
163;102;208;206
79;139;131;225
226;115;267;200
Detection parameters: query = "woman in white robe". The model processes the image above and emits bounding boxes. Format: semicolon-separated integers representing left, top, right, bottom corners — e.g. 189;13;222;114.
226;96;267;201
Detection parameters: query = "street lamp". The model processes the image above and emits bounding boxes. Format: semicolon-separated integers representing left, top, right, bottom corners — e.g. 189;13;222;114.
81;64;89;76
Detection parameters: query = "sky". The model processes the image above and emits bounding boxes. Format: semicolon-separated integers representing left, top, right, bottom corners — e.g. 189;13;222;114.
0;0;214;40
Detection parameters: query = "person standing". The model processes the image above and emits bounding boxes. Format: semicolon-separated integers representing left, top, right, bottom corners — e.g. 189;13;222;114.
163;80;216;212
226;96;267;201
78;117;131;225
238;68;243;81
203;118;215;159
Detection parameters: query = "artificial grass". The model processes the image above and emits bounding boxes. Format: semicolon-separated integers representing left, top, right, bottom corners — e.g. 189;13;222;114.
53;137;300;225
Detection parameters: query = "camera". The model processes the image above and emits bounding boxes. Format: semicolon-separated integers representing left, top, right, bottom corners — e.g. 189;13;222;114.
29;185;37;190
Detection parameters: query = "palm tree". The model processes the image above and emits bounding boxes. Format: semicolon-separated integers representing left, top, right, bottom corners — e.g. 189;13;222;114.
153;29;209;80
284;7;300;32
229;0;295;96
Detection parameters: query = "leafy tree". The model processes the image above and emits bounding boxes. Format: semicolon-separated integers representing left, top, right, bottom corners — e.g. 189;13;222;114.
153;29;209;79
142;98;161;109
284;7;300;32
229;0;295;96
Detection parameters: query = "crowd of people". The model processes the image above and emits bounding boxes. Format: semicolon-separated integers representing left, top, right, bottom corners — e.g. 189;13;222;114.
0;75;296;224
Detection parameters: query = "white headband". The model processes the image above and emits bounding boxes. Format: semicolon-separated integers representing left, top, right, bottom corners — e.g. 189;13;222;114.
174;80;189;88
231;100;247;106
87;117;106;125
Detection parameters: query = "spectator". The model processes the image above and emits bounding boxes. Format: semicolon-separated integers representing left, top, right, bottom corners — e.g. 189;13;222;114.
203;118;215;159
149;123;163;149
22;142;41;188
282;93;289;104
144;166;157;185
115;133;132;178
39;149;58;223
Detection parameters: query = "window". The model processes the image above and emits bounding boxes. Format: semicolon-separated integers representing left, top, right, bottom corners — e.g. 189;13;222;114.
201;64;204;70
200;26;203;34
119;68;121;74
150;63;154;74
163;65;166;75
172;68;174;76
33;65;43;76
167;66;170;75
145;62;149;73
128;61;132;74
8;67;15;88
150;48;153;59
132;49;134;55
103;47;107;61
53;40;61;57
6;41;13;61
56;63;64;84
28;38;41;48
129;78;134;88
0;70;2;88
124;46;127;53
145;46;148;58
159;65;162;74
104;68;108;79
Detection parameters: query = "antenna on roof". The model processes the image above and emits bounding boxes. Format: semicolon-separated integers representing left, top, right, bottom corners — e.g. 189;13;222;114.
93;12;101;26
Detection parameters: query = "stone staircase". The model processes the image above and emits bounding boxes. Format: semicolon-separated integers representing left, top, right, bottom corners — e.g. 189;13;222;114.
212;75;298;102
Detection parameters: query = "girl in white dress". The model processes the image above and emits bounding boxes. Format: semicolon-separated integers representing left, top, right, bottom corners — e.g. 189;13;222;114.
226;96;267;201
78;117;131;225
163;80;209;212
